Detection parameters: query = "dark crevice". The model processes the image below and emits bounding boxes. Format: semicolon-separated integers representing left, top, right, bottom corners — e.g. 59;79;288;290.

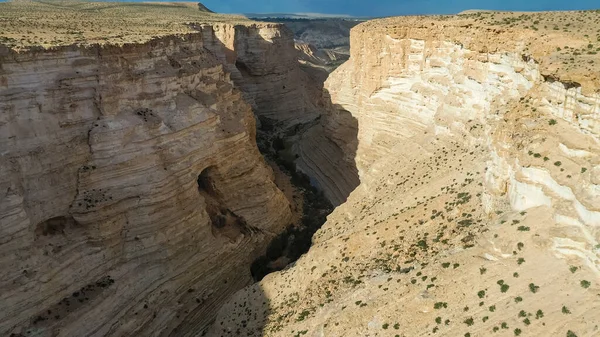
542;74;581;90
250;117;334;282
234;60;250;74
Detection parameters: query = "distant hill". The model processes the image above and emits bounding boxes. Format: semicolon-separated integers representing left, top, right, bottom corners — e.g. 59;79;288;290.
458;9;498;14
197;2;213;13
248;15;365;74
244;13;361;20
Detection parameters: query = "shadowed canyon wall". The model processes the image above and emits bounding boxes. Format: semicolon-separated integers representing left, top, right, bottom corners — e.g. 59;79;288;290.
201;23;360;206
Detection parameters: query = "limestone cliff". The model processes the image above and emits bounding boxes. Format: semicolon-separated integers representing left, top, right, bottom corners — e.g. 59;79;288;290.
212;14;600;337
0;25;300;337
201;24;321;126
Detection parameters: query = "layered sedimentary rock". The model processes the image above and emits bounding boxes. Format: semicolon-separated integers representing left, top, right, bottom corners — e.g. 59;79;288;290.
201;24;321;126
212;16;600;337
198;24;360;206
0;26;299;336
249;18;361;69
295;42;351;75
293;90;360;206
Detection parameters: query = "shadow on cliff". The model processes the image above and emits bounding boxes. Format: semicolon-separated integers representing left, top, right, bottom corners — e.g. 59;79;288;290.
250;88;360;278
201;26;360;336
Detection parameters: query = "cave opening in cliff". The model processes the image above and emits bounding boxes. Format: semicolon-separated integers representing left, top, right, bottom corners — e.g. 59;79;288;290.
197;166;219;197
35;215;78;237
197;166;250;241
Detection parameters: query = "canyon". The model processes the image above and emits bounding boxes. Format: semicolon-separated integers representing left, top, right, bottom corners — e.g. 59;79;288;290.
0;2;349;336
1;2;599;337
211;11;600;337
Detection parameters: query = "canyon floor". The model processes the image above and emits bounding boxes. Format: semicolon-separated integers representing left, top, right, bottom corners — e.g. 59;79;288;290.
1;2;599;337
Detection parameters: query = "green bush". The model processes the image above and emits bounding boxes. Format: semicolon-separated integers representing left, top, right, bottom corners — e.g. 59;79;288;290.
529;283;540;293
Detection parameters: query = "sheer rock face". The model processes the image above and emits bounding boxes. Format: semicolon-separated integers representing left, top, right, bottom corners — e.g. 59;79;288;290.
211;18;600;337
293;89;360;206
201;23;321;126
0;27;294;337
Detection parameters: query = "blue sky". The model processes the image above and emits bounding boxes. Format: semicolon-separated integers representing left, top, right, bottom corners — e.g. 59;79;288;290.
201;0;600;16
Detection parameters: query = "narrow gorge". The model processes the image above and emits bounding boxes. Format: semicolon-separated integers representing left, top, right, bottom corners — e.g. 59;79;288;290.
1;3;599;337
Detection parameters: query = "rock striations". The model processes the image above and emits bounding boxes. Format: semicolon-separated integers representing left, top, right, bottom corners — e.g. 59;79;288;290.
211;14;600;337
3;6;600;337
200;24;321;126
0;24;306;337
